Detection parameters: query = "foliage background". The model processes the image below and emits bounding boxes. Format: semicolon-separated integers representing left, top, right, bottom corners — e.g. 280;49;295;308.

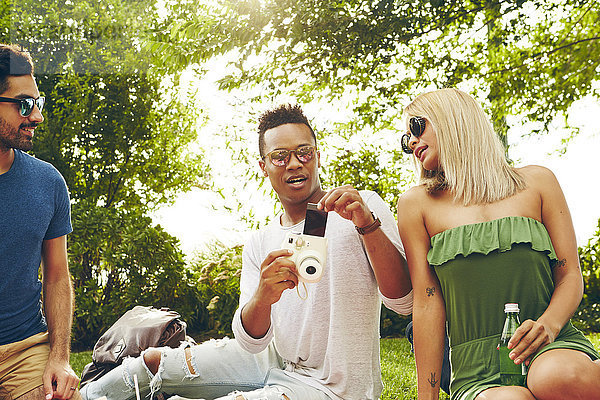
575;221;600;332
1;0;599;348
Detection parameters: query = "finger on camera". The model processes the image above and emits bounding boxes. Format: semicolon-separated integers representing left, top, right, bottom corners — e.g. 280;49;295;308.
345;201;371;221
318;191;339;212
273;257;297;274
332;192;355;208
281;280;296;290
269;270;297;290
261;250;294;271
260;262;295;285
328;197;355;217
265;249;294;263
274;266;296;281
259;264;289;283
282;271;299;287
283;280;295;290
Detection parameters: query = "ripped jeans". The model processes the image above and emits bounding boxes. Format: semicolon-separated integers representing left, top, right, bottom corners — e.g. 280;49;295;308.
80;338;331;400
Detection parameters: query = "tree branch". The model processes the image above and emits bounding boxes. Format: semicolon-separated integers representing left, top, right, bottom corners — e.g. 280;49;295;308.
488;36;600;76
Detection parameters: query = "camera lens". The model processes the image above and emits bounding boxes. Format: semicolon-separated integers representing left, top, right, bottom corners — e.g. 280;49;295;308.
298;256;323;283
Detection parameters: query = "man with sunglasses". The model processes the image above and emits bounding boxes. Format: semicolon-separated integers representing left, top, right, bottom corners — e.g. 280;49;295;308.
82;104;413;400
233;104;413;399
0;44;80;399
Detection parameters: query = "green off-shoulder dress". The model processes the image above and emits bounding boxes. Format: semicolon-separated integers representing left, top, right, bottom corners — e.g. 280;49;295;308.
428;216;599;400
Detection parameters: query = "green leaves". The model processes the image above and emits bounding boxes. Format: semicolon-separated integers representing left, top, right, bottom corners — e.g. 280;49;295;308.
155;0;599;142
0;0;215;346
575;218;600;332
322;145;415;214
31;71;208;212
69;202;203;349
188;244;243;336
0;0;211;212
486;0;600;131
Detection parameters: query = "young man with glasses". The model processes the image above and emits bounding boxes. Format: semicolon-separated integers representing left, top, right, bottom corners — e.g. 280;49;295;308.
81;104;413;400
0;44;80;400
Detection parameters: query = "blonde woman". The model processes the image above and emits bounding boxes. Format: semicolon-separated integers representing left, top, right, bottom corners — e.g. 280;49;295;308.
397;88;600;400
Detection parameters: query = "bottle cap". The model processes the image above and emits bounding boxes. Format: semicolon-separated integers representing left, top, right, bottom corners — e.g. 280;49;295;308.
504;303;519;313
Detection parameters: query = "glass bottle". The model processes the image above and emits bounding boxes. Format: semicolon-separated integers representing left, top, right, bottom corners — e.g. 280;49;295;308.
498;303;526;386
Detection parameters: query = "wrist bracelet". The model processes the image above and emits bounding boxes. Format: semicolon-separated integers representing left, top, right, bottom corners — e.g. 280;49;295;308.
355;212;382;235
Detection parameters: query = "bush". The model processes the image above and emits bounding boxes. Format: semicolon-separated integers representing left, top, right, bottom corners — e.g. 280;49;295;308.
187;243;243;337
574;219;600;332
69;202;205;350
69;200;244;349
381;307;412;338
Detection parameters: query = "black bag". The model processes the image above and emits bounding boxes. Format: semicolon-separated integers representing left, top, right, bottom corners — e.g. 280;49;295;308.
80;306;192;388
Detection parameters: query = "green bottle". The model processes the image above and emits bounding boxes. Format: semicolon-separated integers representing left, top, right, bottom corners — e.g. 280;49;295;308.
498;303;526;386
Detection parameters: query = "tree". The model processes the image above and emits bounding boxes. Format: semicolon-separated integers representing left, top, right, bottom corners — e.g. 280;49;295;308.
5;0;209;211
69;202;205;349
151;0;600;143
1;0;212;346
33;72;207;211
322;145;414;213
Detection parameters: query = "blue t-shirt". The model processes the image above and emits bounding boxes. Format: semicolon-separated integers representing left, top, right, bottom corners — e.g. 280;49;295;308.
0;149;72;345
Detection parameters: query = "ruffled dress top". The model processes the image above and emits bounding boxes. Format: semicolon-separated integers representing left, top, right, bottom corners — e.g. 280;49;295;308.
428;216;599;400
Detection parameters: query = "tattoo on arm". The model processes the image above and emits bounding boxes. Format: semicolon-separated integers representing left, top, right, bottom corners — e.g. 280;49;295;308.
428;372;439;387
555;258;566;268
426;287;435;297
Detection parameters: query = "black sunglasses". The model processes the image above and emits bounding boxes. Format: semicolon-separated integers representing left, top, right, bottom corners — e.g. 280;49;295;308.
401;116;426;154
0;96;45;117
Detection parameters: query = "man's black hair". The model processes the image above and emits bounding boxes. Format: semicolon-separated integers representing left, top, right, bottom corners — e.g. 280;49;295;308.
257;104;316;158
0;44;34;95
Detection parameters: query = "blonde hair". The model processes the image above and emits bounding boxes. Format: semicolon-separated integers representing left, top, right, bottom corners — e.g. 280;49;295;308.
404;88;526;205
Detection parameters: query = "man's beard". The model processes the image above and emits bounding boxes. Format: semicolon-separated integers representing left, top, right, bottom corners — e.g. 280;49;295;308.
0;117;34;151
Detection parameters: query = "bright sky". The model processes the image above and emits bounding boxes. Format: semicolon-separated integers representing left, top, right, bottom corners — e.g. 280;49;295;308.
507;97;600;247
153;89;600;257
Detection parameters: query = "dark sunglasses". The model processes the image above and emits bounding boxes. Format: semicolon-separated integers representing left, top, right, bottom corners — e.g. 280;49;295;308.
401;116;426;154
0;96;45;117
264;145;316;167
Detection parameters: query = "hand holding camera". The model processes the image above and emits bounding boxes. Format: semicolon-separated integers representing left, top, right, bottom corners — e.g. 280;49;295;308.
280;203;328;284
281;232;328;283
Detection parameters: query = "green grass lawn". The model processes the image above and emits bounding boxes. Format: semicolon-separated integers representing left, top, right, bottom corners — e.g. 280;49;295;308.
70;350;92;379
380;337;437;400
72;334;600;400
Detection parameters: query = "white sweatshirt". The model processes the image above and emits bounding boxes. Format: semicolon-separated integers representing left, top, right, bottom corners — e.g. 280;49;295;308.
232;190;413;400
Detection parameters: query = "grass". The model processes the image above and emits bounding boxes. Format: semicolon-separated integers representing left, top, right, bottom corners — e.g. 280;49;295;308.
381;337;438;400
70;350;92;378
71;334;600;400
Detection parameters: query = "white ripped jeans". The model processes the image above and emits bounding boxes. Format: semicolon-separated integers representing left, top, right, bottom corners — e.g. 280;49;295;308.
80;338;332;400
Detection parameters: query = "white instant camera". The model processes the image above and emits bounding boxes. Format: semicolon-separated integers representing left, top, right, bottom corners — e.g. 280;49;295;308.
281;232;328;283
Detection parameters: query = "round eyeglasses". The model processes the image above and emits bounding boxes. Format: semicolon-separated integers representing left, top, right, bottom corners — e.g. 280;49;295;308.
401;116;426;154
264;145;316;167
0;96;45;117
